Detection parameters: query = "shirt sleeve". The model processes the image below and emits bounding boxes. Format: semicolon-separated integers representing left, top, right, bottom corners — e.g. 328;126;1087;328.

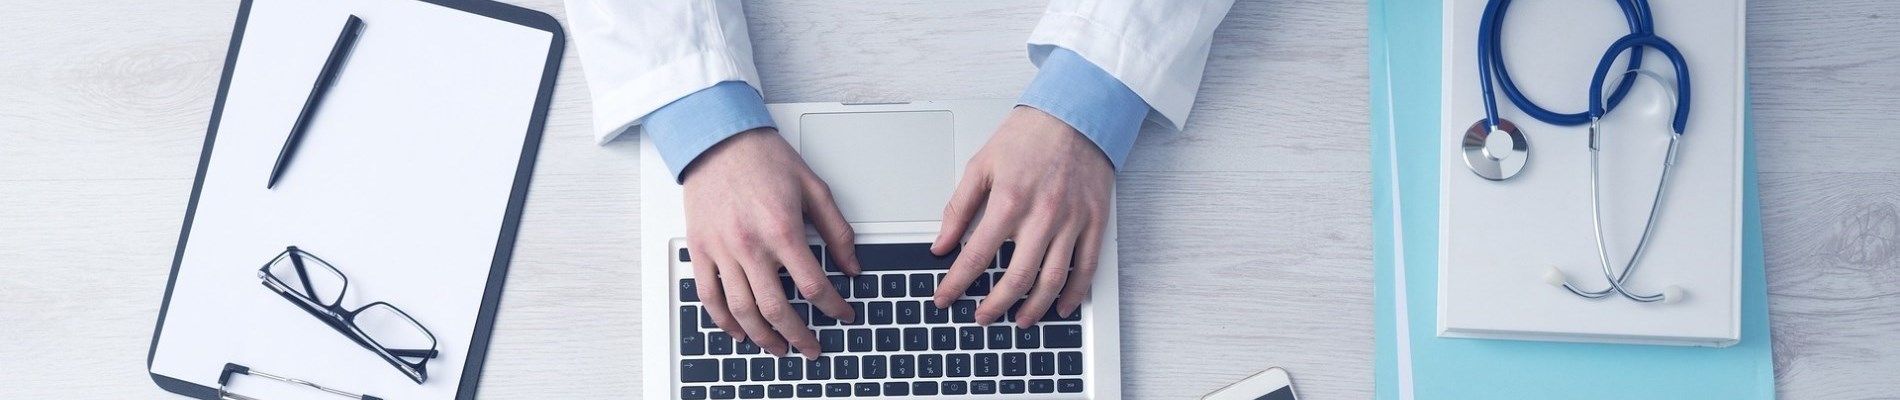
641;81;776;182
1016;47;1152;170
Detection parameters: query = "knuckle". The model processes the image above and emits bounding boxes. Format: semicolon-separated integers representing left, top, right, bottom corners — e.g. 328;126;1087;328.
797;281;832;299
727;301;759;317
999;275;1036;293
757;301;792;320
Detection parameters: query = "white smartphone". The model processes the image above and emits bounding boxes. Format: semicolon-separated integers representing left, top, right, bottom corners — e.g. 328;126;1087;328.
1202;367;1299;400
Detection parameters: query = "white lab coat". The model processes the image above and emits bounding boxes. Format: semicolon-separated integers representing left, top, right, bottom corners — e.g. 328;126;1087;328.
563;0;1234;144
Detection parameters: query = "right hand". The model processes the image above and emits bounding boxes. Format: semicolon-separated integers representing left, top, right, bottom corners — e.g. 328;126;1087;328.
683;128;861;359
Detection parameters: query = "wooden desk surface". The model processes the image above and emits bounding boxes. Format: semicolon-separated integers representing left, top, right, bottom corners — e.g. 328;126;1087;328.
2;0;1895;398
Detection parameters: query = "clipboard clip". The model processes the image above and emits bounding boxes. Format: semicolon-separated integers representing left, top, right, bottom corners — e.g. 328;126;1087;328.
218;363;383;400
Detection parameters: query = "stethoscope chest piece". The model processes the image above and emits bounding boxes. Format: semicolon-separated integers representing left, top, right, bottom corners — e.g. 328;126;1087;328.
1461;118;1528;181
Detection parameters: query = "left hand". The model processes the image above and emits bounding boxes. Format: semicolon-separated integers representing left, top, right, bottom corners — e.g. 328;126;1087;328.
929;106;1114;327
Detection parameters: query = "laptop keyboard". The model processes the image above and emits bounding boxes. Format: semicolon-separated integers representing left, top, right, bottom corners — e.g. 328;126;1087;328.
676;243;1086;398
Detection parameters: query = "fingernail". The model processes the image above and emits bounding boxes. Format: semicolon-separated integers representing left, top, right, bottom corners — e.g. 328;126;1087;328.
733;333;747;342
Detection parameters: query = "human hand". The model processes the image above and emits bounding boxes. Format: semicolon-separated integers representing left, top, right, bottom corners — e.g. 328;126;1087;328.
683;128;862;359
930;106;1114;328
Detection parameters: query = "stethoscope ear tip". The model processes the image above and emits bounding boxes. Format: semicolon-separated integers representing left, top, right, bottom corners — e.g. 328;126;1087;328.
1543;266;1568;287
1661;286;1685;304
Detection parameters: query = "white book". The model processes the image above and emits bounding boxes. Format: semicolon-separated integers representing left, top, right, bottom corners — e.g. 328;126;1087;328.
1436;0;1746;347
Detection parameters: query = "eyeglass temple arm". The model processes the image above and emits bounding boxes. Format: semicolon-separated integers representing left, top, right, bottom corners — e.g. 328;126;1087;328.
220;363;384;400
386;348;440;358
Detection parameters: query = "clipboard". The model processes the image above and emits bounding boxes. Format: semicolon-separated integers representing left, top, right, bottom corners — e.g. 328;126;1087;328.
145;0;563;398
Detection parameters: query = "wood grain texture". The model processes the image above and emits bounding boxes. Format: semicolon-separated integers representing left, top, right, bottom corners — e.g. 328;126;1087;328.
1;0;1897;398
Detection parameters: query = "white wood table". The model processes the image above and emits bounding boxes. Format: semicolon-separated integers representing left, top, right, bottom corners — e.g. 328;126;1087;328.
1;0;1895;398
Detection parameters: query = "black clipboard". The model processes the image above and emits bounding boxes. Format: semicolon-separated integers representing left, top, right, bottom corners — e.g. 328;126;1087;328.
144;0;563;398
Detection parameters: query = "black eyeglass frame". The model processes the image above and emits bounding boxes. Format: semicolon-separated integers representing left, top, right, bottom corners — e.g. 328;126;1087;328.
257;245;439;384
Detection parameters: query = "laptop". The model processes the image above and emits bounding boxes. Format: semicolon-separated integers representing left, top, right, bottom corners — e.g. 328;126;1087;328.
640;100;1123;398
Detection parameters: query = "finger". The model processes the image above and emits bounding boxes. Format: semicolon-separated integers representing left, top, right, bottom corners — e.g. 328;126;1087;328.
781;242;853;324
1058;218;1106;318
804;182;861;276
977;218;1054;325
1016;224;1079;327
933;162;991;255
691;249;744;342
718;257;784;357
932;199;1025;308
743;256;822;359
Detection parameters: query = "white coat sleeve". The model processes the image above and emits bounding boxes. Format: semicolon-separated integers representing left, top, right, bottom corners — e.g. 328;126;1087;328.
1027;0;1236;131
563;0;764;145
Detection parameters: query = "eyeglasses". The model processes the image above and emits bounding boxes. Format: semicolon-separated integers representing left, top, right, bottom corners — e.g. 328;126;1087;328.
257;246;438;384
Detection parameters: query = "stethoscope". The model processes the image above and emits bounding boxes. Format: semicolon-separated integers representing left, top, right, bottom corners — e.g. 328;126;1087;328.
1461;0;1692;303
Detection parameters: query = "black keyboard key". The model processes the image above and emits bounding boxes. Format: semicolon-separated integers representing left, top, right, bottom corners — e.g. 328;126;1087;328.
781;276;799;300
891;354;915;378
791;303;810;324
971;380;997;394
769;384;794;399
855;243;956;271
975;353;999;377
881;274;905;298
724;358;748;382
875;328;900;351
681;306;699;336
711;385;737;399
681;279;700;302
1045;325;1083;348
750;358;775;381
1000;379;1026;394
863;355;888;379
854;383;879;397
883;382;908;396
868;302;894;325
812;307;838;326
948;354;972;377
797;383;823;398
895;301;920;324
807;357;831;380
779;357;803;381
966;273;991;296
1031;352;1055;376
826;383;851;397
683;386;709;400
703;308;718;329
739;339;762;355
853;276;879;299
943;380;968;395
740;384;764;399
1029;379;1054;394
1059;351;1083;375
909;273;934;297
903;327;929;351
710;331;735;355
680;248;693;262
1005;297;1023;323
924;302;949;324
848;329;873;352
1003;352;1027;376
1016;326;1041;349
834;356;859;380
919;354;943;378
682;332;706;356
828;275;852;299
1058;378;1084;392
952;300;977;323
912;381;938;396
988;326;1013;350
843;302;865;326
810;245;825;270
682;359;720;383
998;241;1016;268
959;327;984;350
819;329;844;353
1045;304;1081;322
931;327;957;350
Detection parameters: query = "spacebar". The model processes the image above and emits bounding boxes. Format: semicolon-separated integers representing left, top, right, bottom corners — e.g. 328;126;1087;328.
852;243;958;271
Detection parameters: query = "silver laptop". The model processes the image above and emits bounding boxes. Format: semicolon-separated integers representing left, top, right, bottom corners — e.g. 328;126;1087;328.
640;100;1123;398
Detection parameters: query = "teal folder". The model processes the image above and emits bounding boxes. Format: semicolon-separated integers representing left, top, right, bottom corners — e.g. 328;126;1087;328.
1370;0;1776;398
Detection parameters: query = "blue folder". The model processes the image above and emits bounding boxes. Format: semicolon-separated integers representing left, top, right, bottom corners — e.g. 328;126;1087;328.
1370;1;1776;398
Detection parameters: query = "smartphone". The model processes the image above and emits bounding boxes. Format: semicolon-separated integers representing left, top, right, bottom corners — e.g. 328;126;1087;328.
1202;367;1299;400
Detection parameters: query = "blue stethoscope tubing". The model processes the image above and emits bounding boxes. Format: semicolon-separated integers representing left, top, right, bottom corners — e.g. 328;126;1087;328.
1471;0;1693;303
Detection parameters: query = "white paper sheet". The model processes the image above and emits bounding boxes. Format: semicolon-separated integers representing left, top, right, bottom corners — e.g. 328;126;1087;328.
148;0;552;398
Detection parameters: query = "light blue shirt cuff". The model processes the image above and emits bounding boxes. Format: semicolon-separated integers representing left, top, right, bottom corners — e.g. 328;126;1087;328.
1017;48;1152;170
643;81;777;183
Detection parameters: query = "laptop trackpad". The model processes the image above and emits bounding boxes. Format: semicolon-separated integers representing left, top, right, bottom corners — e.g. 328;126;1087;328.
799;111;955;223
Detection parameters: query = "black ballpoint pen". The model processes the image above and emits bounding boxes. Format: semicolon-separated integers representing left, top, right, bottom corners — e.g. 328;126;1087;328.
268;15;365;189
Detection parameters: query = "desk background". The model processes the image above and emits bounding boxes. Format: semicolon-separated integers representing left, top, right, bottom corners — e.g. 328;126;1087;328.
2;0;1895;398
